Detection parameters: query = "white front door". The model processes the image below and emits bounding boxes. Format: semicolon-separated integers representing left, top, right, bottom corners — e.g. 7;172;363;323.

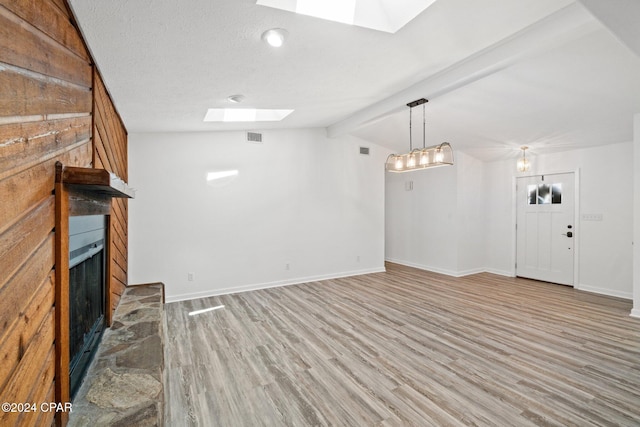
516;172;575;285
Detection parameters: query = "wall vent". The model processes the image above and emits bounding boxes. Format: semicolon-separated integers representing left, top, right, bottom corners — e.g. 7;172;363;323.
359;147;370;155
246;132;263;143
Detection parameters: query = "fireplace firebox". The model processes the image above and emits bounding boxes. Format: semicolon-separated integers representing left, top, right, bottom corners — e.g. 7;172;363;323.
68;215;106;398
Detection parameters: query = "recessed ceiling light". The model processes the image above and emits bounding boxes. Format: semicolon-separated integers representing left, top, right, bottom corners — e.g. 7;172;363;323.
261;28;288;47
203;108;294;122
227;94;245;103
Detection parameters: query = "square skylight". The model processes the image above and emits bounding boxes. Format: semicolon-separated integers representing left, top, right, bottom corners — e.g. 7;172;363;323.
203;108;294;122
256;0;437;33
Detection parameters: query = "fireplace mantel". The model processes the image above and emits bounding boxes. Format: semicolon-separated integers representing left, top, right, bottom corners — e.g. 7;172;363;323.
59;165;135;199
54;162;134;423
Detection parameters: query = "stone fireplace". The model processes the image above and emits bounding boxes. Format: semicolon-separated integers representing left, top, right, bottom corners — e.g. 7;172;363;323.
54;162;135;424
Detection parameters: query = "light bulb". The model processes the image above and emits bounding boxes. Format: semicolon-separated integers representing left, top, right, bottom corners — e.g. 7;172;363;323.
407;153;416;168
267;33;283;47
395;156;404;170
517;158;530;172
262;29;288;47
419;150;428;165
434;149;444;163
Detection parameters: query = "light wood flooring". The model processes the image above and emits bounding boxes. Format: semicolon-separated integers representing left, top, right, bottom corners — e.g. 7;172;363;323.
164;263;640;426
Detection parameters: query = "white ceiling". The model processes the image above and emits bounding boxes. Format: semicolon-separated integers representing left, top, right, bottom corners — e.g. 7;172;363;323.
68;0;640;162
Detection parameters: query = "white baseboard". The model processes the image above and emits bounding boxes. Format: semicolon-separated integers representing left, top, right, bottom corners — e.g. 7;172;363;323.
630;307;640;318
385;258;461;277
576;284;632;300
165;266;386;303
385;258;511;278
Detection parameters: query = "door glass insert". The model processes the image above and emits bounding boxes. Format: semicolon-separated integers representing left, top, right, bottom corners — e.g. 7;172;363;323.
527;182;562;205
552;183;562;204
538;183;551;204
528;185;537;205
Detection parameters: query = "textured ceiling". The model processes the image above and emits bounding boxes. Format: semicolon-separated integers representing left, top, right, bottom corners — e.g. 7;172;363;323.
68;0;640;161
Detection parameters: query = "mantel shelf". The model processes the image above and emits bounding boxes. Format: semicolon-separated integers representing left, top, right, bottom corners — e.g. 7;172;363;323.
57;165;135;199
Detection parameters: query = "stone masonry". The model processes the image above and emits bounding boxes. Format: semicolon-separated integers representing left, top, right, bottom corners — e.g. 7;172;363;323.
68;283;165;427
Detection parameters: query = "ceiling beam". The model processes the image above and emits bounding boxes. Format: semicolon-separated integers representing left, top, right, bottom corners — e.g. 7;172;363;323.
578;0;640;59
326;2;599;138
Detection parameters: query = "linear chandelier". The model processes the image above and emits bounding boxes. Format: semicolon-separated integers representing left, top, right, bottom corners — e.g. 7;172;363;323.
385;98;454;173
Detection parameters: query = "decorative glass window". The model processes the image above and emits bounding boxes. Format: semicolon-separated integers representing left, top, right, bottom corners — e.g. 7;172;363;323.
538;183;551;204
528;182;562;205
528;185;537;205
552;183;562;204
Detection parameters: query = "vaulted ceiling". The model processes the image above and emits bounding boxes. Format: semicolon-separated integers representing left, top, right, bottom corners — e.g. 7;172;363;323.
69;0;640;162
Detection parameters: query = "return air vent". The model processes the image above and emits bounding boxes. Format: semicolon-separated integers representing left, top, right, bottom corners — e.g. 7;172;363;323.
246;132;263;143
359;147;370;155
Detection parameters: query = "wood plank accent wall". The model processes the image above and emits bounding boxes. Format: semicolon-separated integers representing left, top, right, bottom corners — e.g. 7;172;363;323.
93;70;129;315
0;1;128;425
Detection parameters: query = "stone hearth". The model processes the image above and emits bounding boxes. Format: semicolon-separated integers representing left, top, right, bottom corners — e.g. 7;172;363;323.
68;283;164;426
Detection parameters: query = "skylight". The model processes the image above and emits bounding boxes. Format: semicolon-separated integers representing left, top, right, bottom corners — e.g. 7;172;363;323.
256;0;438;33
203;108;294;122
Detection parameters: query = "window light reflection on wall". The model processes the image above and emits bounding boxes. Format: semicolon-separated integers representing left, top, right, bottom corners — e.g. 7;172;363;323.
207;170;239;181
206;170;239;188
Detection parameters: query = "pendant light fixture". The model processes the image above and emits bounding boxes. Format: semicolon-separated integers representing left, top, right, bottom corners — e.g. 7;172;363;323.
517;146;530;172
385;99;454;173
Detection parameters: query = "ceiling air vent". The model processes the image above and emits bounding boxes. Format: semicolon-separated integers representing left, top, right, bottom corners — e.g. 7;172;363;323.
246;132;263;143
359;147;370;155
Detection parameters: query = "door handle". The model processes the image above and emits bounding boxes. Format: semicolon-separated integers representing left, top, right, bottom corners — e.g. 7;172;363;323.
562;231;573;238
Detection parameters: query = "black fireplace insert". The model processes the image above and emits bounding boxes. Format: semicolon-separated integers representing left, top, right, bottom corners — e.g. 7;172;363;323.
68;215;106;398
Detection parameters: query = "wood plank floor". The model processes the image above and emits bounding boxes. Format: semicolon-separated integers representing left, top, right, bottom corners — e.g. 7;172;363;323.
164;263;640;426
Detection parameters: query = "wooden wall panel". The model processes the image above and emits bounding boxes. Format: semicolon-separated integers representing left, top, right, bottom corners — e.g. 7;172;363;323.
0;6;92;86
0;1;129;425
0;116;92;182
2;0;89;61
93;71;129;312
0;68;92;117
0;272;54;395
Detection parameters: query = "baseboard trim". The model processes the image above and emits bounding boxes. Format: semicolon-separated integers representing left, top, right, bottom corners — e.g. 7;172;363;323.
576;284;632;300
630;308;640;318
385;260;635;300
385;258;461;277
165;267;387;303
385;258;512;278
483;268;514;277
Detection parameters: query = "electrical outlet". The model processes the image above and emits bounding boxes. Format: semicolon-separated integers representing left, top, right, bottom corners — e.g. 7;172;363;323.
285;263;290;270
188;272;194;281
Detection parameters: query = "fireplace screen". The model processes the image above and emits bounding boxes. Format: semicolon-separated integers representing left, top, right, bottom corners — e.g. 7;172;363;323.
68;215;106;398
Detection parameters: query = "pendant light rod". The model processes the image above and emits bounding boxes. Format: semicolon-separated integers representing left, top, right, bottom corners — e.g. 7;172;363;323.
407;98;428;152
422;102;426;149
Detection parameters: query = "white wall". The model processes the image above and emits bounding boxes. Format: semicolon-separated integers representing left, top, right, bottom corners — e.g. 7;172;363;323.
456;153;486;275
386;141;634;299
385;151;485;276
129;129;389;302
633;114;640;317
486;141;634;298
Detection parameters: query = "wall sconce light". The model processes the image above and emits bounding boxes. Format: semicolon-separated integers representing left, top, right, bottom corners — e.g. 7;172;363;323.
385;99;454;173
